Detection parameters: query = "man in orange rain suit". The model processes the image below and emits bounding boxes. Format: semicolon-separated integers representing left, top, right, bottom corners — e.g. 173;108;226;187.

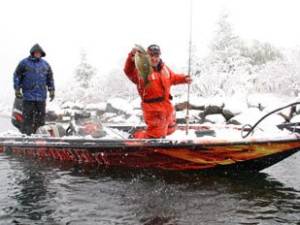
124;44;192;138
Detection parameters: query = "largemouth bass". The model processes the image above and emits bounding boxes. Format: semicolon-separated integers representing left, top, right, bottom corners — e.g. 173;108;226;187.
134;44;152;85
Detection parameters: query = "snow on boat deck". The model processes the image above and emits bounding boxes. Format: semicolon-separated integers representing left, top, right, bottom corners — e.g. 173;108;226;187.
0;123;298;144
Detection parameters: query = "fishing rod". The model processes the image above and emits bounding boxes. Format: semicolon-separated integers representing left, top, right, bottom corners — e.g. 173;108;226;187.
185;0;193;135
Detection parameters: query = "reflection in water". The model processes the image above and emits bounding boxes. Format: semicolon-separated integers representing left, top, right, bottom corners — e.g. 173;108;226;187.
0;157;60;225
0;154;299;225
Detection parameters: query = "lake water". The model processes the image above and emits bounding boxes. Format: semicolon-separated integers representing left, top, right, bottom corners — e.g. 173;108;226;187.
0;117;299;225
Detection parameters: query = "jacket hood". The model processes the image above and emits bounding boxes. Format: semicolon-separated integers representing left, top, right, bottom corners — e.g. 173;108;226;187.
30;44;46;57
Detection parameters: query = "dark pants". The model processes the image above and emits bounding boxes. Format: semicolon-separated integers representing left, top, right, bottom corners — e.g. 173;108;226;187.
22;101;46;135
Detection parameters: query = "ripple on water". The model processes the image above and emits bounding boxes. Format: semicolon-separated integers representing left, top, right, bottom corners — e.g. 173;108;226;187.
0;154;299;225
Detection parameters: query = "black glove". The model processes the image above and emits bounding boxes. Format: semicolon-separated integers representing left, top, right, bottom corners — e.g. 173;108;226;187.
15;89;23;99
49;90;55;102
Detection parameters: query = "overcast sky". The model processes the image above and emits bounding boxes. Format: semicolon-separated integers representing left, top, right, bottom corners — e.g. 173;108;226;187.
0;0;299;105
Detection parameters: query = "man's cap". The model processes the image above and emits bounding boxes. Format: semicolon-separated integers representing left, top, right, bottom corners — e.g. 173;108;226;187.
147;44;161;56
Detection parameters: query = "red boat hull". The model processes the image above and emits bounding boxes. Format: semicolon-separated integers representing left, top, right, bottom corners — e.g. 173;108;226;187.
1;135;300;172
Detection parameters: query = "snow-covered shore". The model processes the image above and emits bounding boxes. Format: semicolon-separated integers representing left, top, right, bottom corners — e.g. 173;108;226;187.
1;93;300;140
46;93;300;126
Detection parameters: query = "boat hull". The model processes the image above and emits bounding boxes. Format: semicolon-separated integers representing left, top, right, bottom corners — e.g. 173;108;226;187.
1;136;300;173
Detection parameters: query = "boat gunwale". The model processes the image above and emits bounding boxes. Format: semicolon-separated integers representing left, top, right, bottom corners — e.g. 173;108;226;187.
0;134;300;149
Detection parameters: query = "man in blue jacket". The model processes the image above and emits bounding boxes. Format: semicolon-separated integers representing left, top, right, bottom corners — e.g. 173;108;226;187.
13;44;55;135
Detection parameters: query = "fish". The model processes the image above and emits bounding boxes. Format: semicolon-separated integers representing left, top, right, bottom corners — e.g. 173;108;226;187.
134;44;152;85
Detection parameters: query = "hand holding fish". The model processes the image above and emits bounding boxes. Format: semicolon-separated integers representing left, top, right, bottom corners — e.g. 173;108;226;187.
130;45;144;60
130;48;138;59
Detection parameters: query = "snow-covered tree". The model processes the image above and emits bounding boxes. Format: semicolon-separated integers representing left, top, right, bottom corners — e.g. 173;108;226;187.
209;12;250;74
240;40;282;66
189;11;286;97
251;48;300;96
100;69;137;101
59;50;98;104
190;12;252;97
74;50;96;89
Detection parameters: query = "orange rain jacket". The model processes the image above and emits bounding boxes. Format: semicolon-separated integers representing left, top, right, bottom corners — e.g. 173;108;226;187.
124;52;188;138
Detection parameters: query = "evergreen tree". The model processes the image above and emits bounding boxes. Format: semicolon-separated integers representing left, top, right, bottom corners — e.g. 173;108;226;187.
209;12;250;74
190;12;252;96
74;50;96;89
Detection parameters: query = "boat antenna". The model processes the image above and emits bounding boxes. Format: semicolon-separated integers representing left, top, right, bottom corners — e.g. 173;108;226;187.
241;102;300;138
185;0;193;135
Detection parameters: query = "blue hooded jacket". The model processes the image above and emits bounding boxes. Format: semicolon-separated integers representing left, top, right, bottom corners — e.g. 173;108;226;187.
13;44;55;101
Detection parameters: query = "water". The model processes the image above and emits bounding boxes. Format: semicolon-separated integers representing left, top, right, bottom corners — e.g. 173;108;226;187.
0;118;300;225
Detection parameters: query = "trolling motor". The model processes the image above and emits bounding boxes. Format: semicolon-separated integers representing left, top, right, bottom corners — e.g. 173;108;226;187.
241;102;300;138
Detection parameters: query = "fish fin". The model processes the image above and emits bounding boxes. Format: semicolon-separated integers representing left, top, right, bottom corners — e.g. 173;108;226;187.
134;44;146;53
